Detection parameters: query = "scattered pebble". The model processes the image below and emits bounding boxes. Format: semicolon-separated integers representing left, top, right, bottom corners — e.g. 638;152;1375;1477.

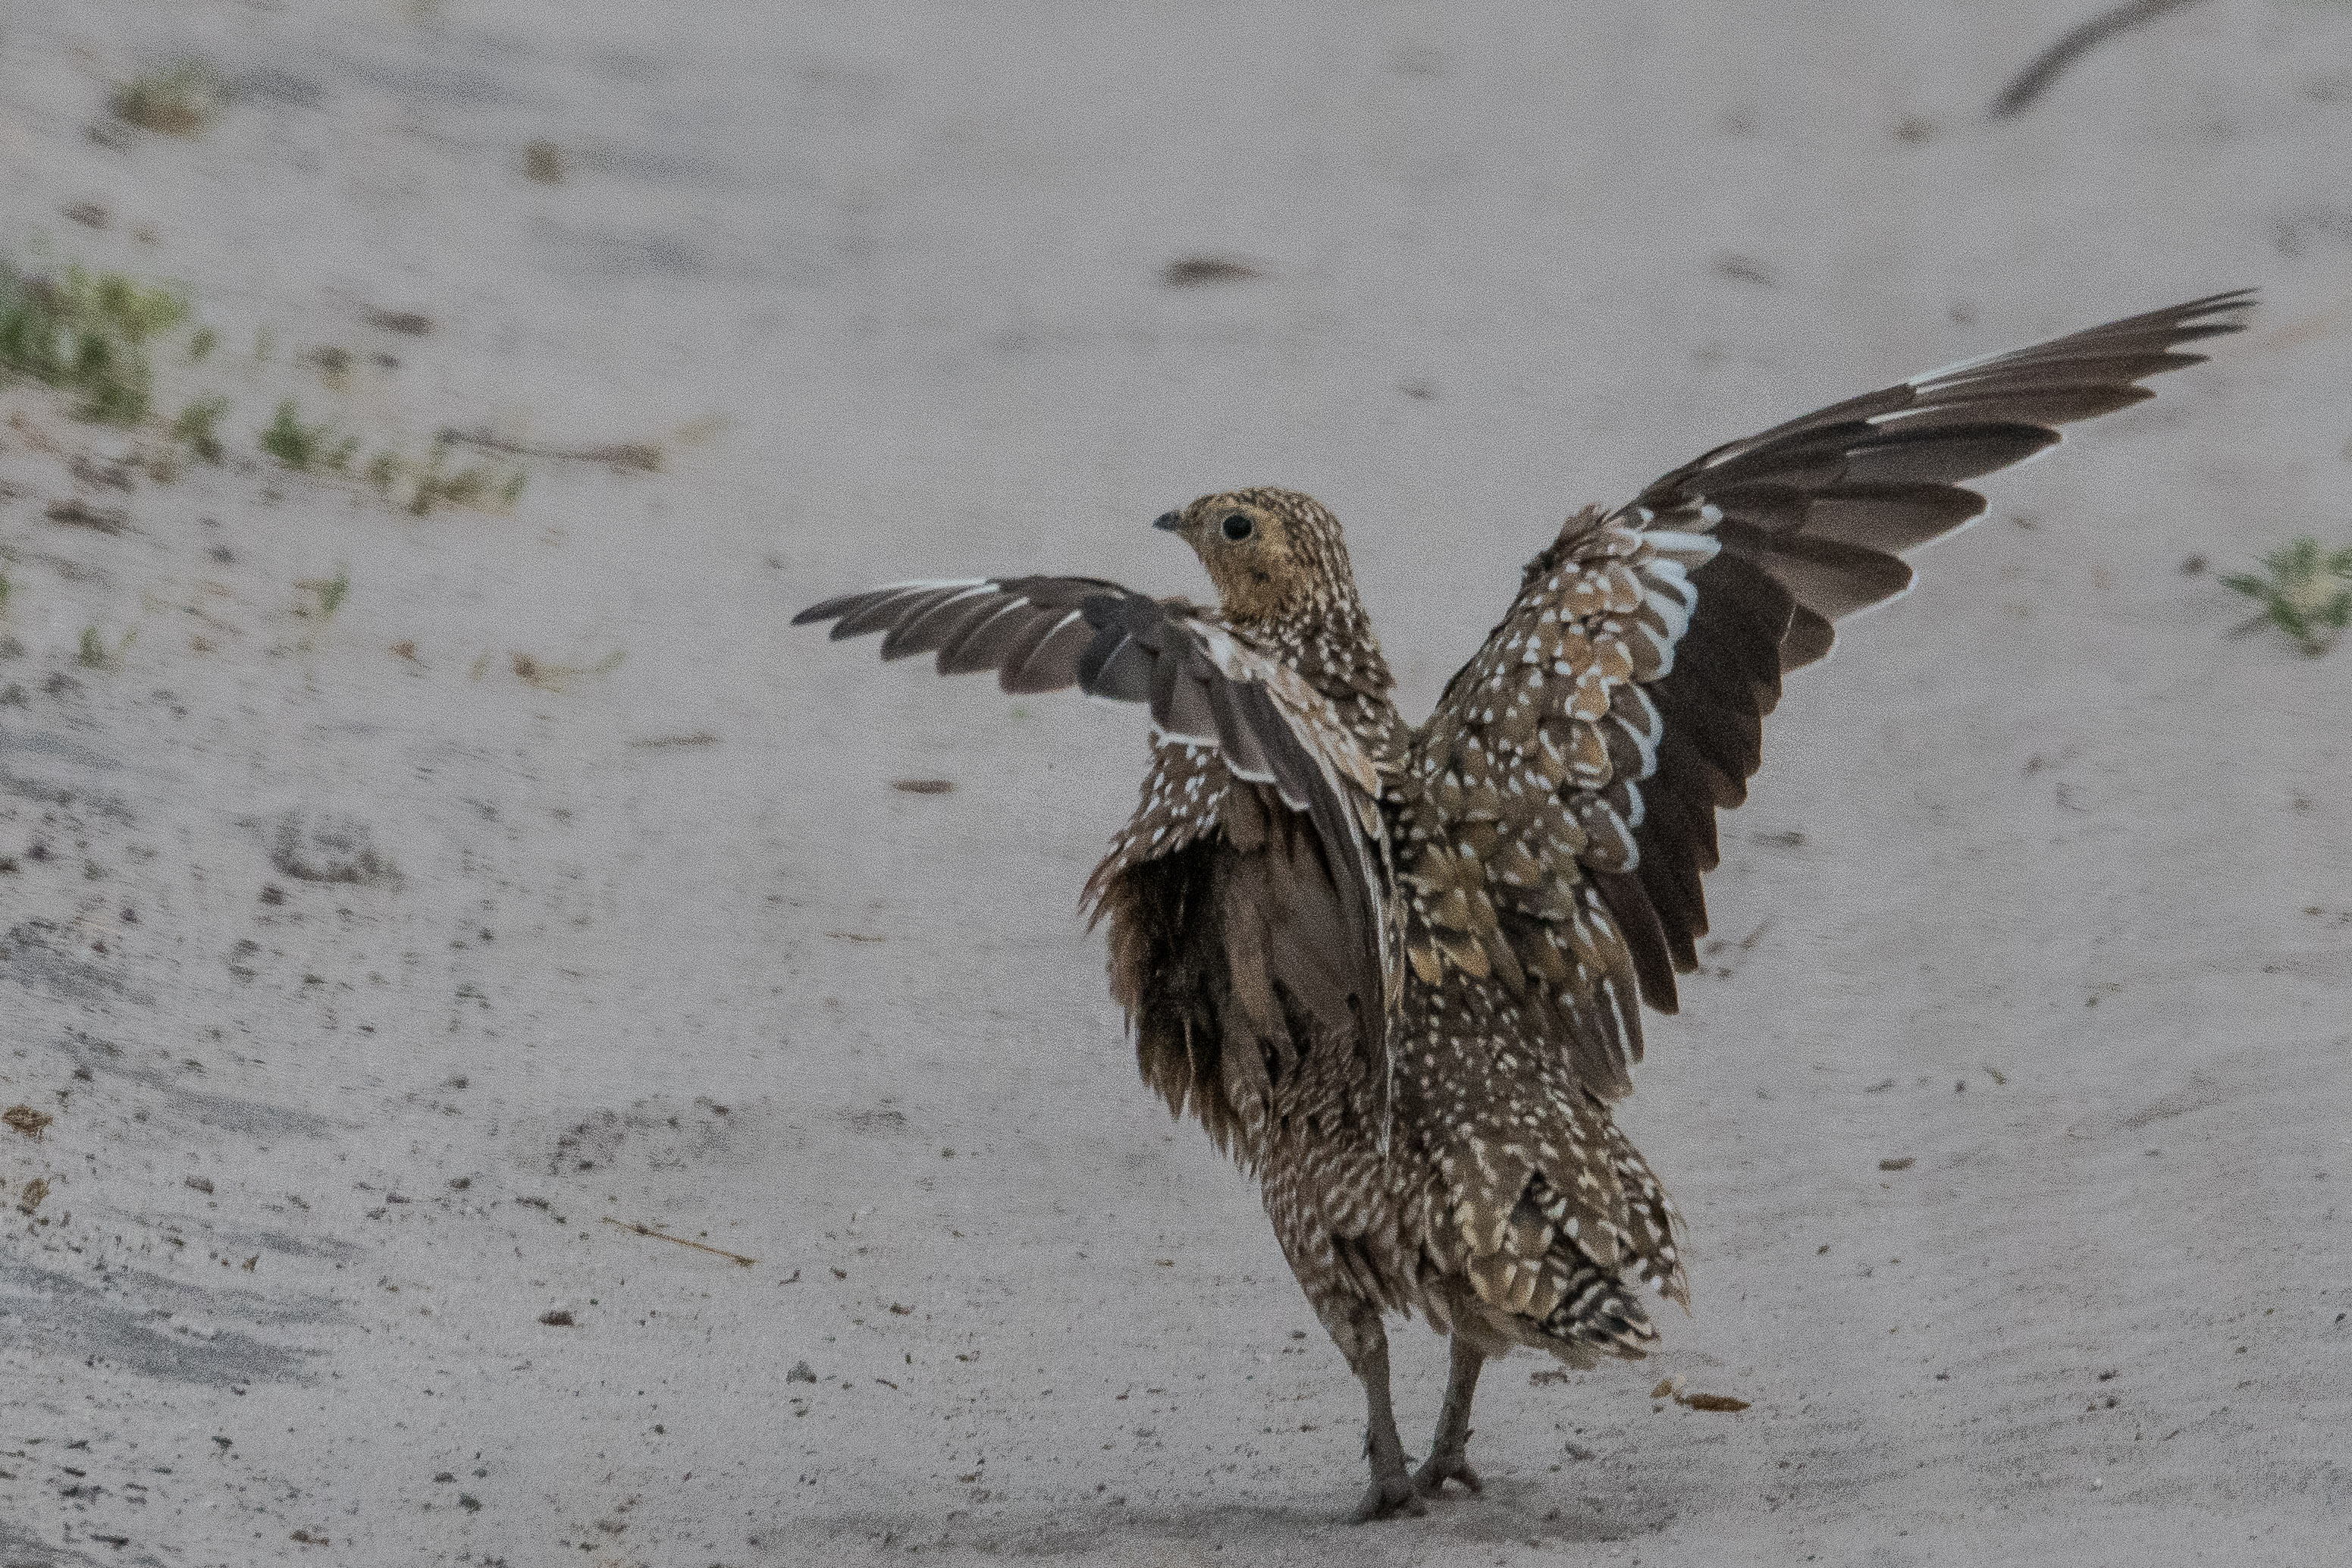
1651;1375;1749;1412
1682;1393;1751;1413
1879;1156;1915;1171
365;308;434;336
1162;257;1261;287
538;1309;575;1327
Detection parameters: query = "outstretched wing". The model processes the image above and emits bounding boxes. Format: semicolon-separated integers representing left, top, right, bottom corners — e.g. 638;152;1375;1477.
1622;289;2256;669
1404;290;2254;1099
793;574;1399;1077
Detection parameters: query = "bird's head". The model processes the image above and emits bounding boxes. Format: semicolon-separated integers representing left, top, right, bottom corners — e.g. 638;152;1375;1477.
1152;487;1361;631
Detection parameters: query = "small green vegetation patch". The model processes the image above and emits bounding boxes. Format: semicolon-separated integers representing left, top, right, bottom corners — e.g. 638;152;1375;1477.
172;394;229;463
0;262;193;424
368;438;525;516
259;399;357;473
110;60;224;137
304;568;351;622
2;251;547;522
78;625;136;670
2225;537;2352;657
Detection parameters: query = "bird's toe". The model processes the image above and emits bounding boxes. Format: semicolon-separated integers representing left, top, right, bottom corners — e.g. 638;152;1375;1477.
1352;1472;1428;1523
1412;1450;1482;1497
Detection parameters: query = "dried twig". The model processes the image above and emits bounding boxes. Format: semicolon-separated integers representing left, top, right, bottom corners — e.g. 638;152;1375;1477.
437;428;662;471
1990;0;2209;119
601;1215;756;1267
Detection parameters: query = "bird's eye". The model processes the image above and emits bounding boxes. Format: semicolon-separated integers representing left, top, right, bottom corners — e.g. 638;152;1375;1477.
1221;513;1255;543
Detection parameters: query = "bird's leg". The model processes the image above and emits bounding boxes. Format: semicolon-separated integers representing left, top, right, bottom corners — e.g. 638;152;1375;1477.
1340;1306;1423;1523
1413;1334;1486;1497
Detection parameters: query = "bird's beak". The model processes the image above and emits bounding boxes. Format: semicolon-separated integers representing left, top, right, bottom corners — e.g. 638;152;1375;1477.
1152;510;1186;533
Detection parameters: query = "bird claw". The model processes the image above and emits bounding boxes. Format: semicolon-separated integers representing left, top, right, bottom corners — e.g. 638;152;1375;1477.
1413;1449;1482;1497
1352;1469;1428;1523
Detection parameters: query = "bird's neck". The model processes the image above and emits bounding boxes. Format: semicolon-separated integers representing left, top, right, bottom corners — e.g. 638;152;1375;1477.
1240;594;1400;749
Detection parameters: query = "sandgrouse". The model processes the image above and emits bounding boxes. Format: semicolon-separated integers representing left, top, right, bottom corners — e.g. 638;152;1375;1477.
795;290;2252;1520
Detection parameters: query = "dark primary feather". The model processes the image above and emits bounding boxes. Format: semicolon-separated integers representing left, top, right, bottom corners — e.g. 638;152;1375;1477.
1621;288;2255;669
1582;287;2255;1011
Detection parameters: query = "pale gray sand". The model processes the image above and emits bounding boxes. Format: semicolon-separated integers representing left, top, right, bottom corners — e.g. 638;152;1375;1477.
1;2;2348;1565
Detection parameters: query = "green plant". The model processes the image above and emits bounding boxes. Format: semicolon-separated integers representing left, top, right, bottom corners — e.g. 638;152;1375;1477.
172;394;228;462
78;625;134;670
348;444;524;516
315;568;350;621
2224;537;2352;657
404;442;524;516
0;572;11;615
187;326;216;362
0;262;194;424
109;61;222;136
259;399;355;472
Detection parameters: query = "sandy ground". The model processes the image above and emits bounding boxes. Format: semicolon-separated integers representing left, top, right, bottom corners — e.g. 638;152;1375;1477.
1;2;2348;1564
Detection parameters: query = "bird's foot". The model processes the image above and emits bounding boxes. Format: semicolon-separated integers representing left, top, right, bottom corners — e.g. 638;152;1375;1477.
1412;1447;1482;1497
1352;1468;1428;1523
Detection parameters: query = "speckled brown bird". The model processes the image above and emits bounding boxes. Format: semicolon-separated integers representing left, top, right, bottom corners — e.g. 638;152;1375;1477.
795;290;2251;1520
